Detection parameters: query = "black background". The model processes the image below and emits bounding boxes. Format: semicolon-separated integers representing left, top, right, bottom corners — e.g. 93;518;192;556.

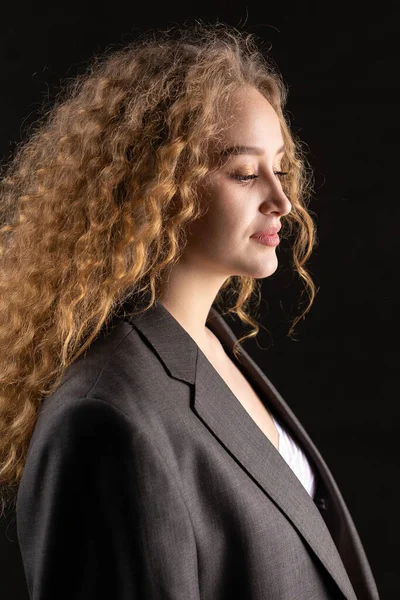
1;1;398;598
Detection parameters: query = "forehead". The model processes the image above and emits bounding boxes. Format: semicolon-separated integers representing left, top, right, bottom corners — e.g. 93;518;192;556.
219;86;284;149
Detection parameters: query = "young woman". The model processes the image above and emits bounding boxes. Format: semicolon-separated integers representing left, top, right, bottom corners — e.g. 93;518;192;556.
0;23;379;600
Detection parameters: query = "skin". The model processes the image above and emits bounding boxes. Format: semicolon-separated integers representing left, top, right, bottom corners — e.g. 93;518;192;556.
158;85;292;356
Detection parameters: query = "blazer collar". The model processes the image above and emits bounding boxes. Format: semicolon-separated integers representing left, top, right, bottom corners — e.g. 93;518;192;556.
125;298;358;600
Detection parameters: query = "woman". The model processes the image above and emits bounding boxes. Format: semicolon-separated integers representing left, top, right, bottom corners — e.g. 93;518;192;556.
0;23;379;600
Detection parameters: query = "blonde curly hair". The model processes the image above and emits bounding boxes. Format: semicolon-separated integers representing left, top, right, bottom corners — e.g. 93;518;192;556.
0;22;317;515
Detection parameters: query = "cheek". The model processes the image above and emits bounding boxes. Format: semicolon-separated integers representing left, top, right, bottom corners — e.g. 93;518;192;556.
206;185;249;225
189;213;247;254
186;212;222;244
187;182;250;242
202;204;244;241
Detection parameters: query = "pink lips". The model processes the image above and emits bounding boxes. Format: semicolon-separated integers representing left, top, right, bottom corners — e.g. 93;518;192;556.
250;225;281;247
251;225;281;237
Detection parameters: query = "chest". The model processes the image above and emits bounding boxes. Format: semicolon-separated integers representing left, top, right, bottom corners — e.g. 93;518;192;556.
203;348;280;451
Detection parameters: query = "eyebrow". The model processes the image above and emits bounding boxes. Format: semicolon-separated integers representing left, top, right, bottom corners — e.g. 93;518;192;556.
219;144;286;158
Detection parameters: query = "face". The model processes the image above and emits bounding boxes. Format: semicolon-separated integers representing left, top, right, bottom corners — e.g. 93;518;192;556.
181;85;292;281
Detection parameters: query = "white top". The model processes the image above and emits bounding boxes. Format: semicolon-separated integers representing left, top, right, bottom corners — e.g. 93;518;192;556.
271;414;317;499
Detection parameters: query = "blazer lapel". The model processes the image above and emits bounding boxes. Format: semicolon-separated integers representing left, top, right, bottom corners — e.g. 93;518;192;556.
203;307;359;600
125;299;358;600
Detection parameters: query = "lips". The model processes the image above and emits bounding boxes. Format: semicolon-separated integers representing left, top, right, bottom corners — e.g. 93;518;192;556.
251;224;281;237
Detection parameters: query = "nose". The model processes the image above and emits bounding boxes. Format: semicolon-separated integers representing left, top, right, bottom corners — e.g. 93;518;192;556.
261;177;292;217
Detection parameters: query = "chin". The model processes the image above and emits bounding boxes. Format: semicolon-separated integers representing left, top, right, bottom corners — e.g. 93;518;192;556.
234;261;278;280
251;257;279;279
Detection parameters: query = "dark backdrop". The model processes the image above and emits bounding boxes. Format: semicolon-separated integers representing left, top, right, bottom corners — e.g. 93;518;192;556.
1;2;397;598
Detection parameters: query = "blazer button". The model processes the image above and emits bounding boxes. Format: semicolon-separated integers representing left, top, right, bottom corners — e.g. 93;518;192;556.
315;496;328;511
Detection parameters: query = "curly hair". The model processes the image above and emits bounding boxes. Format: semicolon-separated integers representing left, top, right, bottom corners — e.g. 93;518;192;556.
0;22;317;515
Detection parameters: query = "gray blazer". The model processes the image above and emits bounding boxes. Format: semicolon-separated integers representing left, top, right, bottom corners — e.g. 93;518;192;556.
16;299;380;600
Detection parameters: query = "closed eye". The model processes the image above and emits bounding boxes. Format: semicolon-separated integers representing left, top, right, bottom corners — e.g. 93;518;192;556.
231;174;259;182
231;171;288;182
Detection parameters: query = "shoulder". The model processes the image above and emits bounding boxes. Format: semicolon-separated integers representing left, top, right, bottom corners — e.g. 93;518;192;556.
38;315;167;421
26;396;134;469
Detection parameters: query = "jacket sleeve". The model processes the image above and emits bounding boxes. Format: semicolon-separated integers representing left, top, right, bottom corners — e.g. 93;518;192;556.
16;397;199;600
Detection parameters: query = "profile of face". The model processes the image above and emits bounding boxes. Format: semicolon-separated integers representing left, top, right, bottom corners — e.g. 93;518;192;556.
181;85;292;281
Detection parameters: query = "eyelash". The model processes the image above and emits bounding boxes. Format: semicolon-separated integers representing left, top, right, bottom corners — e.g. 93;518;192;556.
231;172;288;183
